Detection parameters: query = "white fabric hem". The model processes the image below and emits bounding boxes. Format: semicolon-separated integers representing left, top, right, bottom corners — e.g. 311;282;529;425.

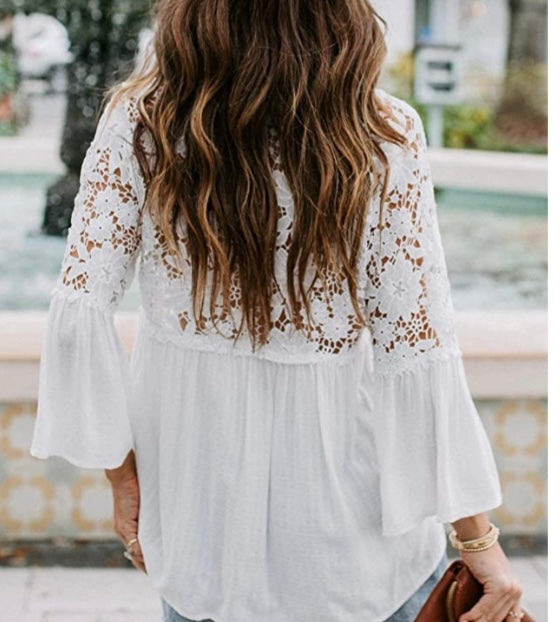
29;292;136;469
150;530;449;622
358;351;504;539
381;493;504;538
29;444;134;470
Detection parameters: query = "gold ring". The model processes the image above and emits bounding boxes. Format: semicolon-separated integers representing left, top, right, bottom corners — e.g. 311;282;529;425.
126;537;139;548
507;612;524;619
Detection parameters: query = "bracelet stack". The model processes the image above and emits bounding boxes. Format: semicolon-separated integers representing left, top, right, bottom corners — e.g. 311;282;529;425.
448;522;500;552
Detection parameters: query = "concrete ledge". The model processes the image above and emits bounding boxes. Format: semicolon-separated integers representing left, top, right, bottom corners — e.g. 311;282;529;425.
0;138;64;175
0;310;547;401
455;310;547;399
429;148;547;196
0;141;548;197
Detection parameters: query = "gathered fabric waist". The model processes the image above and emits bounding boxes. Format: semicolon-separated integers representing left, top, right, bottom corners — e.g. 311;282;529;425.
136;305;373;368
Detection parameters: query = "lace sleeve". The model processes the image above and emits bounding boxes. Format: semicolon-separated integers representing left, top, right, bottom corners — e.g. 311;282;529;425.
53;95;145;310
359;96;503;537
30;94;145;469
363;99;461;377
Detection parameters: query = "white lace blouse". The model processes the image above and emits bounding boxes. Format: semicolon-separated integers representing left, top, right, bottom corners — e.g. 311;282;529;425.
30;88;503;622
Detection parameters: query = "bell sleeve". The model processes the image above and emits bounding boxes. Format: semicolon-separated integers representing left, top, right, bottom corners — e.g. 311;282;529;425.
361;97;503;537
29;94;145;469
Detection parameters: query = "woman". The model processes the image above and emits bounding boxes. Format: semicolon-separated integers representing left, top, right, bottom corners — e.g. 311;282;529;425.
30;1;526;621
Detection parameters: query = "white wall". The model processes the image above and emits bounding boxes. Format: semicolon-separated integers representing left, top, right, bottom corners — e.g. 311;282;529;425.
372;0;416;61
458;0;509;101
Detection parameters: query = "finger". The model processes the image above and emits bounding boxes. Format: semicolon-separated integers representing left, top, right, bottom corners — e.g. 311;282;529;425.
119;531;145;561
131;554;147;573
113;511;140;542
128;540;145;562
130;540;144;561
129;550;145;565
491;582;524;622
496;600;524;622
132;557;147;573
459;592;511;622
493;587;524;622
123;545;146;572
127;538;143;555
129;557;143;572
120;531;140;551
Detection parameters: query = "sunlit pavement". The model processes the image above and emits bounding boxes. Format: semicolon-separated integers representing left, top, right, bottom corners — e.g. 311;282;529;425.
1;566;162;622
0;555;547;622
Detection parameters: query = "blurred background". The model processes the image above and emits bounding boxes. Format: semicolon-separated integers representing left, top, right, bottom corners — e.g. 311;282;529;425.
0;0;547;620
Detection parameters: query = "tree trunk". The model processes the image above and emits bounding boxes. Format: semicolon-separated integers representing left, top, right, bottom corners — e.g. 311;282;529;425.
495;0;547;146
41;1;151;236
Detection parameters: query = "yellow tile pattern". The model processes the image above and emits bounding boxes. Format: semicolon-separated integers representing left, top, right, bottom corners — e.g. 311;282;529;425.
0;400;547;539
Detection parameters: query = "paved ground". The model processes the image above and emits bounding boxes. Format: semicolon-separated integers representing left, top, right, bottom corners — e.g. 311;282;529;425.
0;555;547;622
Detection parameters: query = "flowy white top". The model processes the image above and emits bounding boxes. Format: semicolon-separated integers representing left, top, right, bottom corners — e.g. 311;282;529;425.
30;88;503;622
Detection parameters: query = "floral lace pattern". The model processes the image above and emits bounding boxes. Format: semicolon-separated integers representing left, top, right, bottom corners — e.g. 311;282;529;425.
52;88;461;372
361;94;462;376
53;98;145;313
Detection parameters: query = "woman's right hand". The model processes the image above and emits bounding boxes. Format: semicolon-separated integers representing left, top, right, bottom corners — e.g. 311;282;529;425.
457;541;524;622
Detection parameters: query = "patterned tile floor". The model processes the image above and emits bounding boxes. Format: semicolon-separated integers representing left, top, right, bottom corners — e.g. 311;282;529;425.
0;556;547;622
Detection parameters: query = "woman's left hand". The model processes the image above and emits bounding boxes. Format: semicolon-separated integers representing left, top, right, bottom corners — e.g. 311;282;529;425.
106;451;146;573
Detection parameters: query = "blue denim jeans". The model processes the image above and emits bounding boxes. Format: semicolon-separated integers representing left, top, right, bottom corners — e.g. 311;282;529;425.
382;552;448;621
160;552;448;622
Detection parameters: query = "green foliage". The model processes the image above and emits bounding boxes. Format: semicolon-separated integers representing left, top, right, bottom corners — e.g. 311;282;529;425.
384;52;415;100
0;50;16;97
500;62;547;118
0;120;17;136
443;105;493;149
0;50;17;135
414;100;546;154
384;52;547;154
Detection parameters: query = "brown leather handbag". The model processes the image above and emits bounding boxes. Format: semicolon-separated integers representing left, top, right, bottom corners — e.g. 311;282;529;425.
414;559;536;622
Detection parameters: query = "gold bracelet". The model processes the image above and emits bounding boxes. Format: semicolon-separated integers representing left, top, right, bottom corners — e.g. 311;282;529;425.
448;522;500;552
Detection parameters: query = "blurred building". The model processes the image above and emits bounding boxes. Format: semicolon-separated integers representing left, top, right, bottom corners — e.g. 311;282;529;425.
376;0;510;102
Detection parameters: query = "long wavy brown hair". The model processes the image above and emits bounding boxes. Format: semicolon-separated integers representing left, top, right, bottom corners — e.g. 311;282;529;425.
105;0;406;350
